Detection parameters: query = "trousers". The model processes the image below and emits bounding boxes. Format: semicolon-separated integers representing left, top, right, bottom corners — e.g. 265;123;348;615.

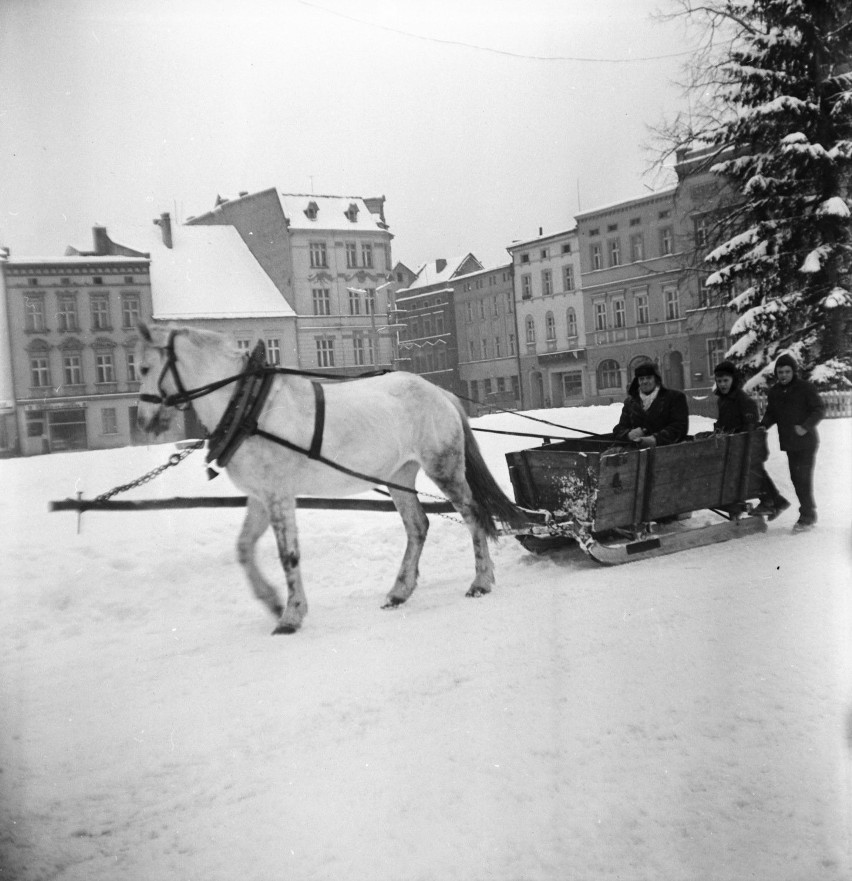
786;448;818;522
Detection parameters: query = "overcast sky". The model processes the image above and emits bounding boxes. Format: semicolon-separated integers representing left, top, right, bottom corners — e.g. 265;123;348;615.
1;0;694;270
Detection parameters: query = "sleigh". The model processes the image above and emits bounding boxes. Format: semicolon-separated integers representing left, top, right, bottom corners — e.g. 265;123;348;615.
505;430;768;564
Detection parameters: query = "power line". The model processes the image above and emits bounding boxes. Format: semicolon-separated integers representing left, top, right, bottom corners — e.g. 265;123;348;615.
297;1;696;63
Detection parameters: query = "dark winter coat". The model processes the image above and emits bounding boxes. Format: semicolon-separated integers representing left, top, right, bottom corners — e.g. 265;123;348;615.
761;375;824;452
714;372;759;434
613;375;689;446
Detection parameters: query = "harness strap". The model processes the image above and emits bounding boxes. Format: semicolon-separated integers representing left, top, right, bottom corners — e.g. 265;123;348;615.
308;382;325;460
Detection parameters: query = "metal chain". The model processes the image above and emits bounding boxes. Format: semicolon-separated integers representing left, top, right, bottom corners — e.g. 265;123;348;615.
94;441;204;502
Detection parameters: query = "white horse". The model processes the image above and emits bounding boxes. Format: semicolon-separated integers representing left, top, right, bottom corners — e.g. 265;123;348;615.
136;324;527;633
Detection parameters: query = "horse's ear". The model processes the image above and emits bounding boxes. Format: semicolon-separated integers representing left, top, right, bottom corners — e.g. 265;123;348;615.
138;321;152;343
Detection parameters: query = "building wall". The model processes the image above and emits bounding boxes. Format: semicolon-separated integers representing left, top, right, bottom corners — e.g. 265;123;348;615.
3;256;185;456
577;190;692;403
395;287;459;394
508;229;586;408
454;264;521;412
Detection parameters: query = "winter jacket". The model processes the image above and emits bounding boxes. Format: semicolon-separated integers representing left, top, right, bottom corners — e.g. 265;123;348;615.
761;375;824;452
714;377;759;434
613;376;689;446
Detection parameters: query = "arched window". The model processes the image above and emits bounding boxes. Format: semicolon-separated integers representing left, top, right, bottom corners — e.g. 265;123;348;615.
566;308;577;338
525;315;536;344
597;359;621;390
545;311;556;341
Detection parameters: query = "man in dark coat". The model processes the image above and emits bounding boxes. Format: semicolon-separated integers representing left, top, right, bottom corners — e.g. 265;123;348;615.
613;362;689;447
712;359;789;519
759;352;824;531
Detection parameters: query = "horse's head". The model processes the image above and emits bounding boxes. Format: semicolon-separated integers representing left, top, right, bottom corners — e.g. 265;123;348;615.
136;322;185;435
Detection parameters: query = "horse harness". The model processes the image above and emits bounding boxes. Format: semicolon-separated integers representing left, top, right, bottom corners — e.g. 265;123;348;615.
146;330;418;494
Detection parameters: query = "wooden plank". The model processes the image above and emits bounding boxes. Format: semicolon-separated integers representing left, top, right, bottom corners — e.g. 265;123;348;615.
49;496;458;514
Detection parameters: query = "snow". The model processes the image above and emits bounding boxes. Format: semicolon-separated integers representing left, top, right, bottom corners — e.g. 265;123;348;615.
2;406;851;881
817;197;850;219
277;194;386;233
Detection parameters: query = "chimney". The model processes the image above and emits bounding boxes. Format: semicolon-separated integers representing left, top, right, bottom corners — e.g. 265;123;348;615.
92;226;110;255
435;258;447;273
539;226;543;236
154;212;173;249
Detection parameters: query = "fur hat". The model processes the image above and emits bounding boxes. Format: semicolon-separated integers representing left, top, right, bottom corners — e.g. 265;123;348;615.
774;352;798;375
633;362;660;379
713;360;738;377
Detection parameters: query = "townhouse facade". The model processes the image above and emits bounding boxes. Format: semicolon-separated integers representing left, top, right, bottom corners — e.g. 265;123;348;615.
394;255;483;395
1;241;155;456
453;263;521;412
576;189;695;403
507;228;585;408
186;190;396;375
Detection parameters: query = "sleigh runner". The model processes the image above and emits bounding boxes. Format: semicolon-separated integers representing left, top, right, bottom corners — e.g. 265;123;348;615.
505;431;768;564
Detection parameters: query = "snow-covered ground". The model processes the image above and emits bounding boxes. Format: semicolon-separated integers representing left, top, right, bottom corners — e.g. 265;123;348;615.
2;405;850;881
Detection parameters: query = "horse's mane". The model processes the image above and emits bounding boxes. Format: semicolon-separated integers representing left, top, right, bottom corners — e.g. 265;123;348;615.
148;323;243;359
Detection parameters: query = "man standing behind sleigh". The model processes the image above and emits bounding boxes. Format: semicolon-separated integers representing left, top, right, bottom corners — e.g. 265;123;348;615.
758;352;824;532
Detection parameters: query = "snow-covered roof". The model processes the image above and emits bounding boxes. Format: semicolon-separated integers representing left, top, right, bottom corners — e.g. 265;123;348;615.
5;255;148;265
575;187;678;221
278;194;387;232
104;224;295;321
407;254;481;290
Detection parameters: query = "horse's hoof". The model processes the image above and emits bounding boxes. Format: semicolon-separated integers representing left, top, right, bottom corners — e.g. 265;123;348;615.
272;622;298;635
381;596;405;610
465;586;490;598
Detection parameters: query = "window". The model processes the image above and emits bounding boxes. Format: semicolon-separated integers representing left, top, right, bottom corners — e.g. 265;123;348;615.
630;233;644;262
492;296;498;316
63;354;82;385
92;276;104;285
30;356;50;387
597;359;621;390
28;277;39;286
521;274;532;300
658;209;671;220
345;242;357;268
353;334;366;366
542;269;553;296
96;352;115;383
309;242;328;268
126;351;138;381
630;217;641;227
349;289;361;315
236;339;252;352
541;248;549;259
102;408;118;435
665;286;680;320
316;338;335;367
312;288;331;315
525;316;536;345
468;339;476;360
562;265;575;291
124;276;134;284
361;243;373;268
545;311;556;341
266;339;281;366
511;375;520;400
566;308;577;338
424;315;433;336
607;223;618;233
494;336;501;357
479;300;485;319
57;296;78;331
91;296;111;330
609;239;621;267
561;242;571;254
25;297;46;331
613;298;626;329
635;293;650;325
507;291;514;313
508;333;516;355
707;338;727;375
562;371;583;398
520;253;530;264
695;216;709;248
594;301;607;331
591;244;603;271
435;311;444;334
121;295;140;329
660;227;673;256
478;337;487;359
465;302;473;322
365;289;376;314
496;376;505;393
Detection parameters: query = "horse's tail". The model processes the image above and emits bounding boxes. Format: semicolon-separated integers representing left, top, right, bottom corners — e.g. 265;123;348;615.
445;394;530;539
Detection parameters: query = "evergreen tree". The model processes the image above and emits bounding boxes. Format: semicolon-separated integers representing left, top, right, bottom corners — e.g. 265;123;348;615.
662;0;852;388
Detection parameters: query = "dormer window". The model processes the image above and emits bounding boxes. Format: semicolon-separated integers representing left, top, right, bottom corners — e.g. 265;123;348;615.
304;200;319;220
344;202;359;222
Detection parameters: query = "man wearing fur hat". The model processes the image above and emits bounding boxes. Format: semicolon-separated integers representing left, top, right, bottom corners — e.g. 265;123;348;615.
712;359;789;519
759;352;824;532
613;362;689;447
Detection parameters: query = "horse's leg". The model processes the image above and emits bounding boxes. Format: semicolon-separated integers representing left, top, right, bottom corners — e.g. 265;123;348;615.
267;494;308;635
236;496;283;617
384;463;429;608
428;456;496;598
